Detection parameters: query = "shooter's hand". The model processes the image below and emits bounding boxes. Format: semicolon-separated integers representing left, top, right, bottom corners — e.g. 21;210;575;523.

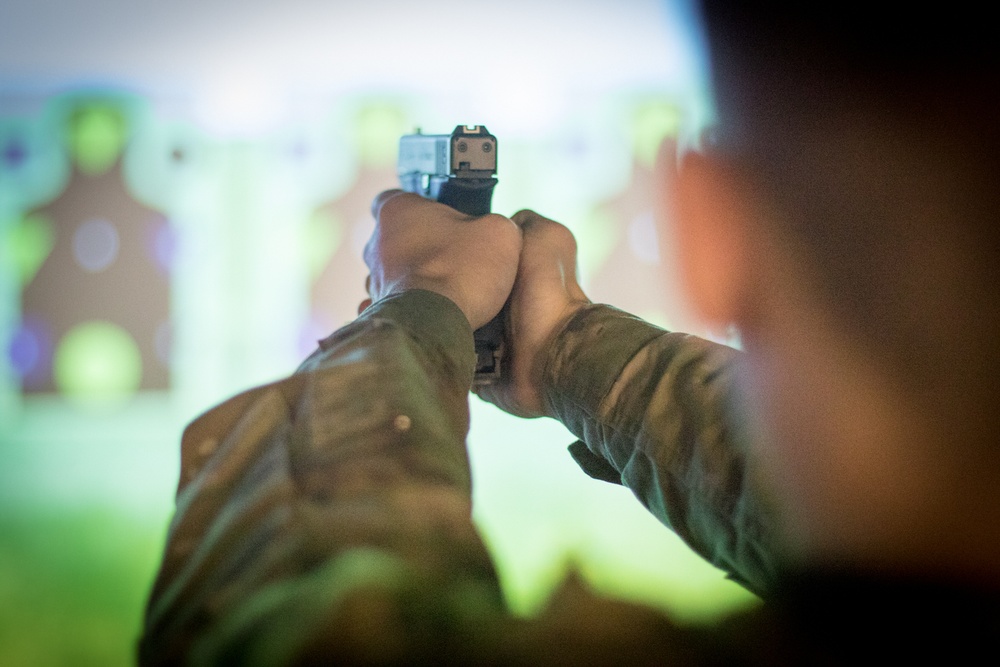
364;190;522;330
475;210;590;418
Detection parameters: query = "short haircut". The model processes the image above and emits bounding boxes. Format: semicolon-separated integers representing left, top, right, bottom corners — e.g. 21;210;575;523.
698;2;999;442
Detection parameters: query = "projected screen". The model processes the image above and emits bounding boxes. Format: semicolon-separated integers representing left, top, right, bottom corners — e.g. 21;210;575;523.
0;1;754;664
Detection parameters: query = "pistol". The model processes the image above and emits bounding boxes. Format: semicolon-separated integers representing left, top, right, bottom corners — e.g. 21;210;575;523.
398;125;503;385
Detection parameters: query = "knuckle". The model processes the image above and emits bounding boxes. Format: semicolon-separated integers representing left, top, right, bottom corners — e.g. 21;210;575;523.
512;209;540;226
376;190;420;222
483;212;511;228
550;221;577;246
526;216;576;250
362;240;378;269
479;213;521;247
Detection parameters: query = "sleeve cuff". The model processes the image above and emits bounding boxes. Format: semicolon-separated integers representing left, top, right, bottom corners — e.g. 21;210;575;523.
542;304;667;425
301;289;477;382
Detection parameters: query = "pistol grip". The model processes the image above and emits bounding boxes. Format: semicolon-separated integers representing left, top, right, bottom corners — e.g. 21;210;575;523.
435;177;498;217
472;306;506;386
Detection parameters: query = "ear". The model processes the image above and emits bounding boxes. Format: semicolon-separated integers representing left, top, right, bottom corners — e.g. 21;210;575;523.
662;148;752;329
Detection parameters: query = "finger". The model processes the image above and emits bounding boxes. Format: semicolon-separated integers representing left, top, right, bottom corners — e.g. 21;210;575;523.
513;212;577;253
512;210;569;243
364;274;372;295
511;209;544;228
357;298;373;315
362;233;375;270
370;189;407;220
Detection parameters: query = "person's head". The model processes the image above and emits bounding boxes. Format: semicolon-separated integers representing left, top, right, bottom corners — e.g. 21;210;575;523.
668;3;1000;574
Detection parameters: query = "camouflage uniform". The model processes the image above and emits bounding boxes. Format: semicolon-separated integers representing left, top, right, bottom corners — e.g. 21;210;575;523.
140;290;991;665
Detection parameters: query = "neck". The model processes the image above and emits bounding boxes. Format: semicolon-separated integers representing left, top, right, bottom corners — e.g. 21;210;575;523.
742;309;1000;589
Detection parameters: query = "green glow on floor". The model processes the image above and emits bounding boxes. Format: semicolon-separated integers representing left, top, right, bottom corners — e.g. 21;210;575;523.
0;509;165;667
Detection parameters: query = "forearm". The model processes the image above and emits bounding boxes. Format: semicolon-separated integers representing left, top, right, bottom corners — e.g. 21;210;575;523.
542;305;780;595
140;290;505;665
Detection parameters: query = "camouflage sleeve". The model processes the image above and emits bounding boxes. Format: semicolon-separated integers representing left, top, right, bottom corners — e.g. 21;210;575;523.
138;290;769;664
138;290;509;665
542;305;781;596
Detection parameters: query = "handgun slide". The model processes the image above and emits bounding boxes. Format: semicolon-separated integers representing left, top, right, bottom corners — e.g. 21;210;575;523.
398;125;498;217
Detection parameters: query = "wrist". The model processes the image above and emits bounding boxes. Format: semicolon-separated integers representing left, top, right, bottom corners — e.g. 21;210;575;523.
507;298;589;419
386;278;492;330
540;303;659;421
362;289;475;361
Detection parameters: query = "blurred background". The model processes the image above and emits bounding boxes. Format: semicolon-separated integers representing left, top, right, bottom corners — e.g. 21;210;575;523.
0;0;754;664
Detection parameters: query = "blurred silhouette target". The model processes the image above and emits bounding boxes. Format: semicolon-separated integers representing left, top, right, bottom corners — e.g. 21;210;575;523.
15;98;173;397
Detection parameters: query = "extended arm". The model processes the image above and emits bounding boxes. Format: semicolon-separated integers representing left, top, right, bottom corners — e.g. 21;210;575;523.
141;193;524;664
544;305;779;595
139;291;508;665
479;210;781;596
